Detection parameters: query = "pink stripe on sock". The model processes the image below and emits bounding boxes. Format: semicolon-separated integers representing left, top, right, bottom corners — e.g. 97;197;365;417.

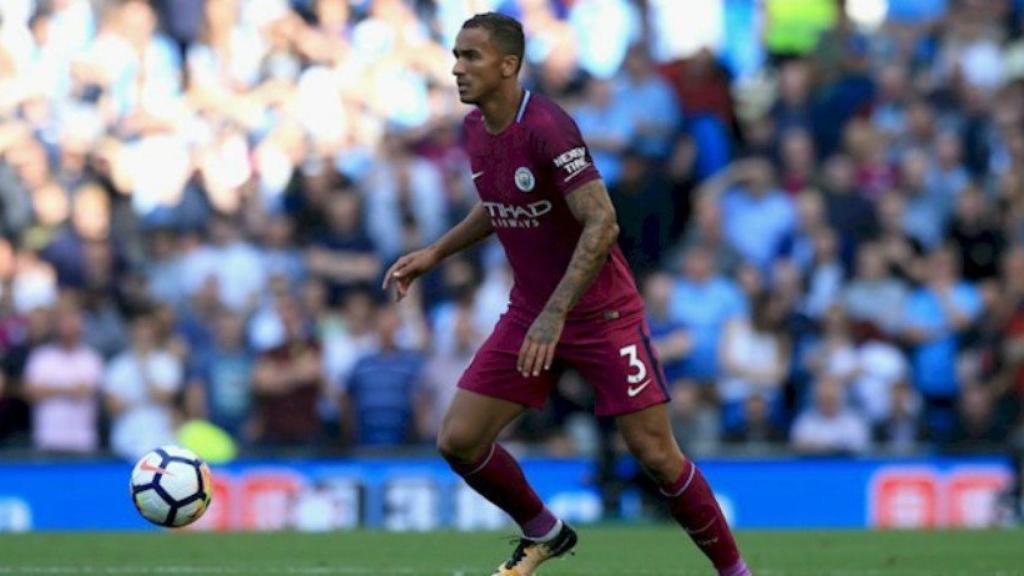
465;444;497;476
719;559;750;576
521;508;558;540
660;460;696;498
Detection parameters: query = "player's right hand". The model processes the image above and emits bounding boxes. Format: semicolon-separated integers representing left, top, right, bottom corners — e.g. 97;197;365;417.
382;246;439;301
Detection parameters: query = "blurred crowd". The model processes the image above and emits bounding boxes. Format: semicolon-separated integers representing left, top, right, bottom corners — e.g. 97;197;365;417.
1;0;1024;461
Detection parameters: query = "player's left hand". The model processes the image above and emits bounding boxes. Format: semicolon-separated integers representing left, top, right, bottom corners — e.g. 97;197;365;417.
518;310;565;377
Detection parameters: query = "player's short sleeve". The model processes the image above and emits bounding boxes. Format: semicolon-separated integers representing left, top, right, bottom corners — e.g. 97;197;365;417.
531;108;602;196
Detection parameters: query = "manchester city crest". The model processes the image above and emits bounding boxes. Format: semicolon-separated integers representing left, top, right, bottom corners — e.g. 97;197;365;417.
514;166;535;192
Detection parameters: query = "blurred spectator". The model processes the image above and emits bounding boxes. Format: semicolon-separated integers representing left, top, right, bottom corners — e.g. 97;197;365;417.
9;248;59;314
871;63;911;144
851;332;910;429
174;269;223;354
574;77;634;188
843;242;908;335
252;297;323;446
707;157;795;271
103;311;184;459
948;184;1006;283
820;154;879;244
612;44;680;160
145;229;186;308
778;191;828;273
24;297;102;453
900;148;958;249
874;381;923;453
677;196;742;276
717;292;790;435
724;394;784;445
0;300;50;445
179;214;266;313
306;188;381;305
669;381;721;455
362;137;446;262
876;192;925;281
79;287;129;360
261;214;306;289
645;271;692;387
805;305;858;389
428;258;493;357
341;303;426;447
778;128;816;195
771;61;814;143
420;302;481;440
659;48;735;131
323;288;382;393
185;309;254;442
993;247;1024;409
952;384;1009;445
800;227;845;320
929;131;971;208
844;120;896;200
902;246;984;441
609;149;672;276
791;376;871;455
669;245;746;385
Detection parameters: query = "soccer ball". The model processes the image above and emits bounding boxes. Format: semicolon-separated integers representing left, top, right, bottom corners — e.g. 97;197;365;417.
130;446;213;528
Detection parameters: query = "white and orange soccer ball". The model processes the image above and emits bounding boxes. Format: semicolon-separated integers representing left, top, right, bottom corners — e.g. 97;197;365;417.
130;446;213;528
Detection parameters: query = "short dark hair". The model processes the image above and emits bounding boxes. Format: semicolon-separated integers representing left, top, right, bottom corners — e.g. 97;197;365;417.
461;12;525;71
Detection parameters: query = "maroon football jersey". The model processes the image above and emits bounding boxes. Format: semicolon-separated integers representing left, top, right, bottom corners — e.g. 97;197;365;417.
463;91;645;322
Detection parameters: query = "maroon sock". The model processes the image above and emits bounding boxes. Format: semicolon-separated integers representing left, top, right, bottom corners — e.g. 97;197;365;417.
447;444;558;539
662;459;745;573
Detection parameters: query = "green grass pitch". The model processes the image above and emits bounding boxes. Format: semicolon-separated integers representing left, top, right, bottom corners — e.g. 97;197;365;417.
0;527;1020;575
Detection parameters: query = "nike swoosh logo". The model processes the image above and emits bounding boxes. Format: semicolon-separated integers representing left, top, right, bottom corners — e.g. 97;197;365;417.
471;171;485;180
627;378;652;398
140;461;175;476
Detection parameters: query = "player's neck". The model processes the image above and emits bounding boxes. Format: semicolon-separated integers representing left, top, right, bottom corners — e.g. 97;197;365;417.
479;84;525;135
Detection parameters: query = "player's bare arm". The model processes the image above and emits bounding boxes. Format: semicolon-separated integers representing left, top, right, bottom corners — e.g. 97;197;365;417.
383;202;494;301
517;179;620;377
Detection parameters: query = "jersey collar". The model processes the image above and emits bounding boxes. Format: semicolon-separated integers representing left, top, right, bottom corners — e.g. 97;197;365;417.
515;90;532;123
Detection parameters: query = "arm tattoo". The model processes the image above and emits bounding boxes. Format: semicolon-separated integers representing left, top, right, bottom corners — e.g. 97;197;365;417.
542;180;620;317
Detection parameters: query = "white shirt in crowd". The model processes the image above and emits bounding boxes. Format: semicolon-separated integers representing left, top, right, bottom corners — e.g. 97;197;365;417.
851;340;908;424
103;349;183;459
24;343;103;452
791;407;871;454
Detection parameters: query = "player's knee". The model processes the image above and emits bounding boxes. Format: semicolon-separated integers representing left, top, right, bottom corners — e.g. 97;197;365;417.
436;422;486;466
629;437;681;481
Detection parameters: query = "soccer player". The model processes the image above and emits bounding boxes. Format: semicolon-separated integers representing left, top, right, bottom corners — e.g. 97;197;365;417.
383;13;751;576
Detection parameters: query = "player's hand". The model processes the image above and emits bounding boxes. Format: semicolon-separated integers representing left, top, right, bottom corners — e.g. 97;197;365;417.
518;310;565;378
383;246;439;301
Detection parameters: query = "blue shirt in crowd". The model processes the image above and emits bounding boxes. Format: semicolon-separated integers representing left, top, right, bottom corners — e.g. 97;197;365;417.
903;283;983;398
669;276;748;381
190;349;254;438
346;350;425;447
720;187;795;271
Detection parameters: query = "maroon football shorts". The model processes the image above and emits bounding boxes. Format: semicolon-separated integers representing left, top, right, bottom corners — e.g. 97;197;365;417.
458;311;671;417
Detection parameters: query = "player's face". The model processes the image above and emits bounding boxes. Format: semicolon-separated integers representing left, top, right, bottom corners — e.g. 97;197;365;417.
452;27;515;104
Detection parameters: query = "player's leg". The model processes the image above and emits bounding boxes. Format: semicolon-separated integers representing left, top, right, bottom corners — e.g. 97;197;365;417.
617;404;750;576
437;389;563;540
440;314;576;575
566;316;749;575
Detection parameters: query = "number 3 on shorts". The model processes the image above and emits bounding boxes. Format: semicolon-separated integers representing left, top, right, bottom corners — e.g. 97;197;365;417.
618;344;648;385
